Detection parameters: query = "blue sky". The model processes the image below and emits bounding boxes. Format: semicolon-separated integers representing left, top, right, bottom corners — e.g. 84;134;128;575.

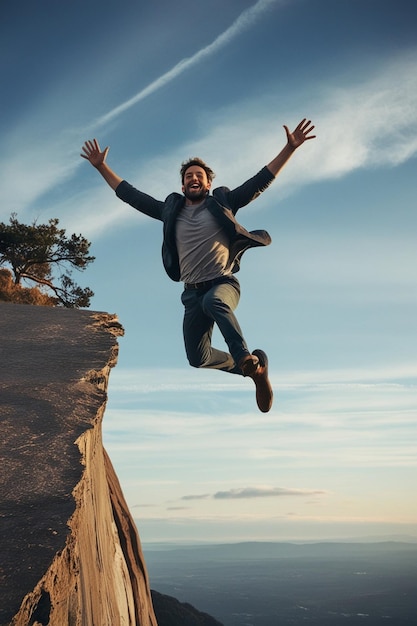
2;0;416;544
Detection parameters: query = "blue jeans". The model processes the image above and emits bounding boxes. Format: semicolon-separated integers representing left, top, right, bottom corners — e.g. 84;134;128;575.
181;276;250;375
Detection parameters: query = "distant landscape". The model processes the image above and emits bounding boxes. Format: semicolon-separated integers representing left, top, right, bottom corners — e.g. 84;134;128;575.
144;540;417;626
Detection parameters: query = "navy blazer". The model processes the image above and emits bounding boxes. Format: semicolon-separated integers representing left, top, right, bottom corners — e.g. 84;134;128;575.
115;165;274;281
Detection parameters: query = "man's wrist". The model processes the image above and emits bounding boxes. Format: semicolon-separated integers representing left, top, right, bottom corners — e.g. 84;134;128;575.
285;142;297;153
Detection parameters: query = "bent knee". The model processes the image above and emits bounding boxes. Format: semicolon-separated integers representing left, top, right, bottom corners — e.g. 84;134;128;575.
187;354;210;369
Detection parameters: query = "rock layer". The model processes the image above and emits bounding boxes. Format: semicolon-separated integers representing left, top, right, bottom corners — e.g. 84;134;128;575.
0;302;157;626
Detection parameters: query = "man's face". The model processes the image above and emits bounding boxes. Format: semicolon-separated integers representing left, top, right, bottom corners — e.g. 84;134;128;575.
182;165;211;204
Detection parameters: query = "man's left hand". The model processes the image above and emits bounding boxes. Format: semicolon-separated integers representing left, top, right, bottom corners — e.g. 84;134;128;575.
284;119;316;149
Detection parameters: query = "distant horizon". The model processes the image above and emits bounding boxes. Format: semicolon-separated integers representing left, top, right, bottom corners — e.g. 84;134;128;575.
142;535;417;546
144;539;417;625
138;525;417;548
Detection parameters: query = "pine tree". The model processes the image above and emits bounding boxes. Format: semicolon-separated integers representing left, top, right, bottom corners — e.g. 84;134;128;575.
0;214;95;308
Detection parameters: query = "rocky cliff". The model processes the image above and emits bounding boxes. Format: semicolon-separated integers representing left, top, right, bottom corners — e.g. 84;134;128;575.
0;302;158;626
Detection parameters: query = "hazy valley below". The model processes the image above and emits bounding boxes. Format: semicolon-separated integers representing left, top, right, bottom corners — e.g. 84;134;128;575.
144;540;417;626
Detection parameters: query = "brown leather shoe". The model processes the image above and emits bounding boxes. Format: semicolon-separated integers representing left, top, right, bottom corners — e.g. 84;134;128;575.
239;353;260;377
240;350;273;413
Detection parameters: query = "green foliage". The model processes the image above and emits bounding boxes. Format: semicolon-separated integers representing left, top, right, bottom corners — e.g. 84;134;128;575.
0;214;95;308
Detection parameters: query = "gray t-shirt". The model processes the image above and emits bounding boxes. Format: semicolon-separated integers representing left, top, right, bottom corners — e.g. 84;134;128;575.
175;199;232;283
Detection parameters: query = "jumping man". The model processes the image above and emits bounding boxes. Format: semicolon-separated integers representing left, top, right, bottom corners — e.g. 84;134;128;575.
81;119;315;412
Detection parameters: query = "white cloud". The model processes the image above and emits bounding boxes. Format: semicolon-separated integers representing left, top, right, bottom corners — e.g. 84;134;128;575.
212;486;327;499
176;487;328;501
107;360;417;393
303;52;417;179
133;48;417;199
89;0;286;130
57;47;416;244
0;0;287;230
0;137;79;219
3;41;416;240
103;362;416;475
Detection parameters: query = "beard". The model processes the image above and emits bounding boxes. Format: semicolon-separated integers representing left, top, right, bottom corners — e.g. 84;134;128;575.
184;185;209;203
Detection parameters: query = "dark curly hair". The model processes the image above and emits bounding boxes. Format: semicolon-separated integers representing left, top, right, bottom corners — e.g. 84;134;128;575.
180;157;216;184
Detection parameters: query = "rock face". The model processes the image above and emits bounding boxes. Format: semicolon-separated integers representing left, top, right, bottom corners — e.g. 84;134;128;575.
151;591;224;626
0;302;158;626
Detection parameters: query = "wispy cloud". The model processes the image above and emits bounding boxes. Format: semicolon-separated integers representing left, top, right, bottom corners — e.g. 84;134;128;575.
106;361;417;394
150;48;417;193
67;46;417;237
303;49;417;179
90;0;285;130
182;493;211;501
103;361;416;494
179;486;327;501
3;33;416;243
0;0;287;230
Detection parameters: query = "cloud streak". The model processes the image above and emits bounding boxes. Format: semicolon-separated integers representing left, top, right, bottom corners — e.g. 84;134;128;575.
181;487;327;501
90;0;284;129
4;43;417;243
106;361;417;394
67;46;417;238
171;48;417;191
1;0;284;221
214;487;327;499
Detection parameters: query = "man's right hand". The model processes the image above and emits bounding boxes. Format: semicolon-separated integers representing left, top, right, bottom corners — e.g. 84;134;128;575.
80;138;123;190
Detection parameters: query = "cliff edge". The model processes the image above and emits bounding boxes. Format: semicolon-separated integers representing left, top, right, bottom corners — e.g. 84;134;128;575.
0;302;158;626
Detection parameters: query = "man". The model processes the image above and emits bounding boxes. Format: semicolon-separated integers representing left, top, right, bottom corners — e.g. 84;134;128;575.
81;119;315;412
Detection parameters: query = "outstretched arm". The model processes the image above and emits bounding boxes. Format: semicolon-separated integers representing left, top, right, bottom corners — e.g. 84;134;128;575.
80;139;123;190
266;119;315;177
